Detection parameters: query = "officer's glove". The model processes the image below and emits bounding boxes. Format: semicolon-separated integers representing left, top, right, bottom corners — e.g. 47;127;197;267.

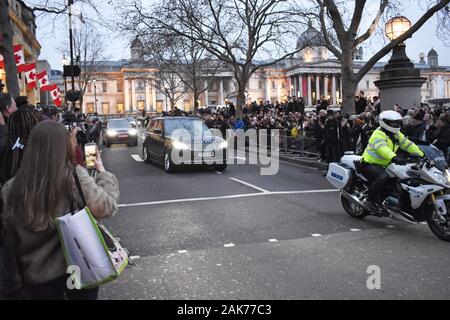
392;156;407;165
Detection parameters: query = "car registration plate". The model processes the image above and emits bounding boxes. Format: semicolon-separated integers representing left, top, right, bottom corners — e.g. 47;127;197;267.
199;151;214;157
118;134;128;138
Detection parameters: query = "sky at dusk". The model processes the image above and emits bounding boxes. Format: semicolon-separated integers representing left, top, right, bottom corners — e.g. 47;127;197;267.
35;1;450;72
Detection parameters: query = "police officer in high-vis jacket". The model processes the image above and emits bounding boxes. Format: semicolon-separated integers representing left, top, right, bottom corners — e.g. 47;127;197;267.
361;110;424;206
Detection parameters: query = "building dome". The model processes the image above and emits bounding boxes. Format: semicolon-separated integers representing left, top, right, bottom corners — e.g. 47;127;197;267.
296;21;325;49
427;48;438;68
131;37;143;49
427;48;438;57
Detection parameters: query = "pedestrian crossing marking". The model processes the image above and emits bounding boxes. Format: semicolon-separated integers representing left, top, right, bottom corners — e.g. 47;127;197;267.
224;243;235;248
311;233;322;237
350;229;362;232
385;225;396;229
268;239;278;242
178;250;188;254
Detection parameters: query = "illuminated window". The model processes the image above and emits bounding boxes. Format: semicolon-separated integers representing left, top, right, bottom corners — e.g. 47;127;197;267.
117;103;124;113
102;102;109;114
137;100;145;111
102;82;107;93
86;103;94;113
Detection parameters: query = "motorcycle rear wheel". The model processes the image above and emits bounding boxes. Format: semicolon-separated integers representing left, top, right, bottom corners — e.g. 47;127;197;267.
427;217;450;242
340;194;369;219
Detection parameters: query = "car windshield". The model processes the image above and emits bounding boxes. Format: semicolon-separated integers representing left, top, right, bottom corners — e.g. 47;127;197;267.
164;119;212;138
108;119;131;129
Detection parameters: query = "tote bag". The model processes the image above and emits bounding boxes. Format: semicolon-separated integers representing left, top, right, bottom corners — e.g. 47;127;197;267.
55;169;128;289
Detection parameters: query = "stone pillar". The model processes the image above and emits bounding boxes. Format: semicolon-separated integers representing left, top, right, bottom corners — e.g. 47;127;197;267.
307;74;312;106
204;80;209;106
332;74;337;105
145;80;151;111
152;83;157;112
219;80;224;105
315;74;320;103
323;75;328;102
277;78;282;101
266;78;271;102
298;74;303;98
124;78;130;112
131;79;136;113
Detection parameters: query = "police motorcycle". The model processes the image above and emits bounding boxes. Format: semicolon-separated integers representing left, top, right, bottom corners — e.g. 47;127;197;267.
326;142;450;241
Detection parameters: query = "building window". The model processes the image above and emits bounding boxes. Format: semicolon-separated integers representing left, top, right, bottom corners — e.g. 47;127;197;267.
117;103;124;113
102;102;109;114
366;80;370;89
86;103;94;113
258;81;263;89
87;84;92;93
117;81;123;92
272;81;276;89
137;100;145;111
102;82;107;93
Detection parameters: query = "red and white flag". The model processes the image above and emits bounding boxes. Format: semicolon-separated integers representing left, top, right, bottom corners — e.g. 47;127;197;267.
48;84;62;107
14;45;26;72
0;45;25;71
36;70;51;91
22;62;37;89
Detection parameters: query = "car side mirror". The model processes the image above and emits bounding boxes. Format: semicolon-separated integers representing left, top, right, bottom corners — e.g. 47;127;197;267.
153;128;162;135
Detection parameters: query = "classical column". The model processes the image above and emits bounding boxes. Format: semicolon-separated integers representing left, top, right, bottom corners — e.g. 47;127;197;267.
298;74;303;98
124;78;130;112
219;79;224;105
340;75;343;105
152;83;157;112
204;80;209;106
315;74;320;103
277;78;282;101
307;74;312;106
332;74;337;105
323;75;328;101
131;78;136;113
265;78;271;102
145;80;151;111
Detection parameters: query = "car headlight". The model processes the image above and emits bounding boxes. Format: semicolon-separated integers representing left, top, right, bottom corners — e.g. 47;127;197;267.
172;140;190;150
107;129;117;136
219;141;228;149
129;128;137;135
445;169;450;183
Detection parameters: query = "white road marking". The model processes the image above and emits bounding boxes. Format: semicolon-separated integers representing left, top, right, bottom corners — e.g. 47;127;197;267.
131;154;144;162
350;228;362;232
420;222;428;225
216;264;222;266
311;233;322;237
268;239;278;242
215;171;223;175
118;189;339;208
178;250;188;254
224;243;235;248
129;255;140;260
234;156;248;161
229;177;270;193
385;225;396;229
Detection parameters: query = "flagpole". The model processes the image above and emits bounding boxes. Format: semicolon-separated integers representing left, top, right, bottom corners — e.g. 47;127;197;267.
68;0;75;110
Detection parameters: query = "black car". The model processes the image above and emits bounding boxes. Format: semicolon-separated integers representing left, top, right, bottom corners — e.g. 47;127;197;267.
102;118;138;147
142;117;228;172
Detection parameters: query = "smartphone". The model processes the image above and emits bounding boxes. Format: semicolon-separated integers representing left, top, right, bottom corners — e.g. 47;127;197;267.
64;124;70;131
84;143;97;169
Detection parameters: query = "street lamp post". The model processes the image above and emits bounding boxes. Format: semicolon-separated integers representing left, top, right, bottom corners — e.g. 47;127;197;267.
374;16;426;111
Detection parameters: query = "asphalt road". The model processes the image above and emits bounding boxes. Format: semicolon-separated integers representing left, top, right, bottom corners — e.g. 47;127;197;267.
98;134;450;300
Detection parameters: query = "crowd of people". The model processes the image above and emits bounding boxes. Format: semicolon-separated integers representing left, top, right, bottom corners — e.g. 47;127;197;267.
0;92;119;300
192;93;450;165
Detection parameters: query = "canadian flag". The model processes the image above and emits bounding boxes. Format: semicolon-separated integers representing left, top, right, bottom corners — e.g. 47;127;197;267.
22;62;37;89
36;70;51;91
48;84;62;107
0;45;26;71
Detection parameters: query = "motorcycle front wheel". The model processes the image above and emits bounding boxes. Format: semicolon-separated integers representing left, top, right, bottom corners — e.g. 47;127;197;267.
427;210;450;242
340;193;369;219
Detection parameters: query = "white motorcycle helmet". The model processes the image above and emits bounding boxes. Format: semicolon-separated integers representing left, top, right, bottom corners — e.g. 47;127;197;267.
379;110;403;134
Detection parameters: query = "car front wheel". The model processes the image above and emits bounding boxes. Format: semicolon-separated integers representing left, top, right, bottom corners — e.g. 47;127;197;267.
164;151;175;173
142;145;151;163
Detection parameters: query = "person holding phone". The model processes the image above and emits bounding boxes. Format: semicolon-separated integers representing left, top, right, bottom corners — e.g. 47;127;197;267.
1;121;119;300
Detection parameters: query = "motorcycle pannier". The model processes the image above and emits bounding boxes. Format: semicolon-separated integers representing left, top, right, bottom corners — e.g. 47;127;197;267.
326;162;354;189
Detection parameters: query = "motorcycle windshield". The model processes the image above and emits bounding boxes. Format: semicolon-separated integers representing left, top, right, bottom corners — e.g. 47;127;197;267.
419;145;448;172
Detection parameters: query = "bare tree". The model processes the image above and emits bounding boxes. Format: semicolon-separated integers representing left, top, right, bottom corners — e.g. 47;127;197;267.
139;31;222;114
0;0;100;98
117;0;307;117
296;0;450;114
60;23;108;109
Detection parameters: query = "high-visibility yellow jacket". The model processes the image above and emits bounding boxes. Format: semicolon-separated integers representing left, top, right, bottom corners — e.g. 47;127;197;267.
362;127;424;168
